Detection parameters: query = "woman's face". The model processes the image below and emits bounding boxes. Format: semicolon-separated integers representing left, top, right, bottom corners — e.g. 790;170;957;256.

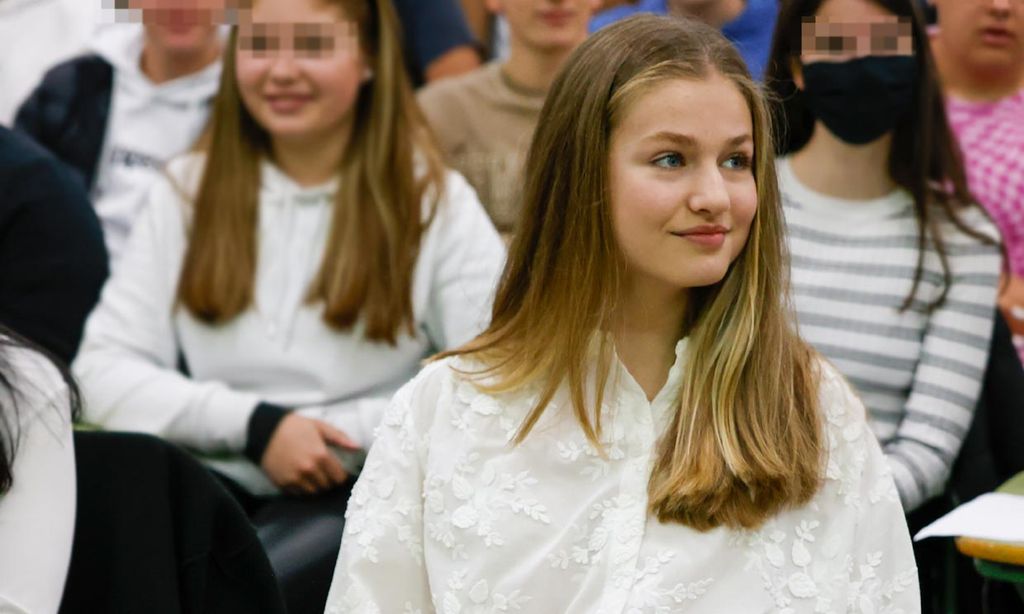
792;0;918;146
608;73;758;295
235;0;369;147
799;0;913;66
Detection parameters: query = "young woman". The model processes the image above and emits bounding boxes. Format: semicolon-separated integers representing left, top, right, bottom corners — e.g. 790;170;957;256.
0;330;77;613
326;15;918;613
766;0;1002;514
931;0;1024;359
72;0;505;611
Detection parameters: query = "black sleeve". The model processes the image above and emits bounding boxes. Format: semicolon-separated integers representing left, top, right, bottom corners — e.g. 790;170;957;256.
243;403;291;465
391;0;477;81
13;63;71;154
13;55;113;192
0;130;109;364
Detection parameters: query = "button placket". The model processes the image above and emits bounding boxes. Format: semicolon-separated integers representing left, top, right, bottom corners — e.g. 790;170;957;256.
599;387;656;613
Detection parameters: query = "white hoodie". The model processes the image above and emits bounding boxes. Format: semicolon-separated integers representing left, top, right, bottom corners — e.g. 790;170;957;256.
90;24;221;265
74;154;506;494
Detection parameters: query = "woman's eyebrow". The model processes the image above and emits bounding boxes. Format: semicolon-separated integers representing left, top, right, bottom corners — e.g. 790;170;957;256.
642;132;752;147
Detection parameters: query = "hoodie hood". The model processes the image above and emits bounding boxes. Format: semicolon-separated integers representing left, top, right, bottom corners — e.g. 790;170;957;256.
260;158;340;204
90;23;222;108
87;24;223;265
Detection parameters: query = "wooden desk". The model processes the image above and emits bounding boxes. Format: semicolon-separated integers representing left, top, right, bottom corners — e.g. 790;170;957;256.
956;472;1024;583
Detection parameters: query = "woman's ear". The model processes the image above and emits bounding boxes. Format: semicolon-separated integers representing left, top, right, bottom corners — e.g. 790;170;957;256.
791;57;805;90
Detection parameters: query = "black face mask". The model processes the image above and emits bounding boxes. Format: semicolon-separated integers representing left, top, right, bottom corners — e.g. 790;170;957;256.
800;55;918;146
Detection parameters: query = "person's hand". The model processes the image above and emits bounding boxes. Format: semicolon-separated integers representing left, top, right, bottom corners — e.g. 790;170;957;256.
260;413;360;495
999;273;1024;337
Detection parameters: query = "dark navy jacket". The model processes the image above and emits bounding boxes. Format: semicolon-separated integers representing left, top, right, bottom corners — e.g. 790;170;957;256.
0;126;108;363
14;54;114;193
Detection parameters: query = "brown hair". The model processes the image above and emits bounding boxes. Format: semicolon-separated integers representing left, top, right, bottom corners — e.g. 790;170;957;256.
440;15;824;531
178;0;445;343
766;0;998;310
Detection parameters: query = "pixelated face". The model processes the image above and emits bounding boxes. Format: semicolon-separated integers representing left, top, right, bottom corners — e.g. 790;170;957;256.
608;73;757;294
234;0;368;147
933;0;1023;74
800;0;913;64
486;0;601;52
116;0;222;53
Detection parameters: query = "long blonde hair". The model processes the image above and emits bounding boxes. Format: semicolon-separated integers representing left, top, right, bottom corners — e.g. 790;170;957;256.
441;15;824;531
178;0;445;344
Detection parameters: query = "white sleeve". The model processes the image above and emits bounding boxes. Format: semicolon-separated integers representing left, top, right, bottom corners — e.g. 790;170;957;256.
325;365;445;613
885;234;1000;511
422;172;506;350
0;359;76;614
73;178;260;454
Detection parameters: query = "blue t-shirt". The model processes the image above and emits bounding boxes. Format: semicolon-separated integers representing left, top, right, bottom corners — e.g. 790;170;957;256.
393;0;477;85
589;0;778;80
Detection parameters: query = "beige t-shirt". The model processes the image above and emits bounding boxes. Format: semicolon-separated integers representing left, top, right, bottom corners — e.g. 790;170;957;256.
418;62;546;235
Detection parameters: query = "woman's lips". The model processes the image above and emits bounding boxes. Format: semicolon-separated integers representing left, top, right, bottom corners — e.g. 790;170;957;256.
671;226;729;248
679;232;726;247
265;95;312;114
980;27;1017;47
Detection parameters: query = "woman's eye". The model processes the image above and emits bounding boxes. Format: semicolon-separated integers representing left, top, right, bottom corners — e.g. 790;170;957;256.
653;153;684;169
818;35;853;54
723;153;751;170
240;36;274;52
297;36;334;56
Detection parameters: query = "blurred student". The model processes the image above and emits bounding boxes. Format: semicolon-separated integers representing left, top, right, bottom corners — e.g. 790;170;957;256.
0;0;96;125
72;0;504;611
0;329;77;613
0;126;108;364
931;0;1024;359
15;2;223;265
590;0;780;79
766;0;1001;514
328;15;917;613
393;0;482;84
418;0;600;236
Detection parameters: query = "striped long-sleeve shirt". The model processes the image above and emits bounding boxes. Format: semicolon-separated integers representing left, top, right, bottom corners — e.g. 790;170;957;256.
779;158;1002;511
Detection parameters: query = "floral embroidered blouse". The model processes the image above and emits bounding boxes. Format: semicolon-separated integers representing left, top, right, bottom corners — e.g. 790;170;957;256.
326;341;920;614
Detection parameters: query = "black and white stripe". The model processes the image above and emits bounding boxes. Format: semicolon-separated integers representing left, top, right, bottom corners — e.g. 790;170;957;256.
779;158;1002;511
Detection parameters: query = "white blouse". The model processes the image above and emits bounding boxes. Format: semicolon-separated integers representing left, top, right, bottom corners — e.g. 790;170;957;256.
326;341;921;614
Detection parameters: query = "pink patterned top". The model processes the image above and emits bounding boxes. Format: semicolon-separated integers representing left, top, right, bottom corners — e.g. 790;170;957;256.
947;90;1024;276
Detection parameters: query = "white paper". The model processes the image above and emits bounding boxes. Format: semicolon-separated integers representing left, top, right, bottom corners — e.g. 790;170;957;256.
914;493;1024;543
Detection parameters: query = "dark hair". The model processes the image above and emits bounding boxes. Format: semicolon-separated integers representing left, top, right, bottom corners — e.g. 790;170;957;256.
0;328;81;493
765;0;996;310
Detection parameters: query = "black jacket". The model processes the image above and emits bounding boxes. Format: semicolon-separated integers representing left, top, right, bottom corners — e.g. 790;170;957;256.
60;432;287;614
0;126;108;364
14;54;114;193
